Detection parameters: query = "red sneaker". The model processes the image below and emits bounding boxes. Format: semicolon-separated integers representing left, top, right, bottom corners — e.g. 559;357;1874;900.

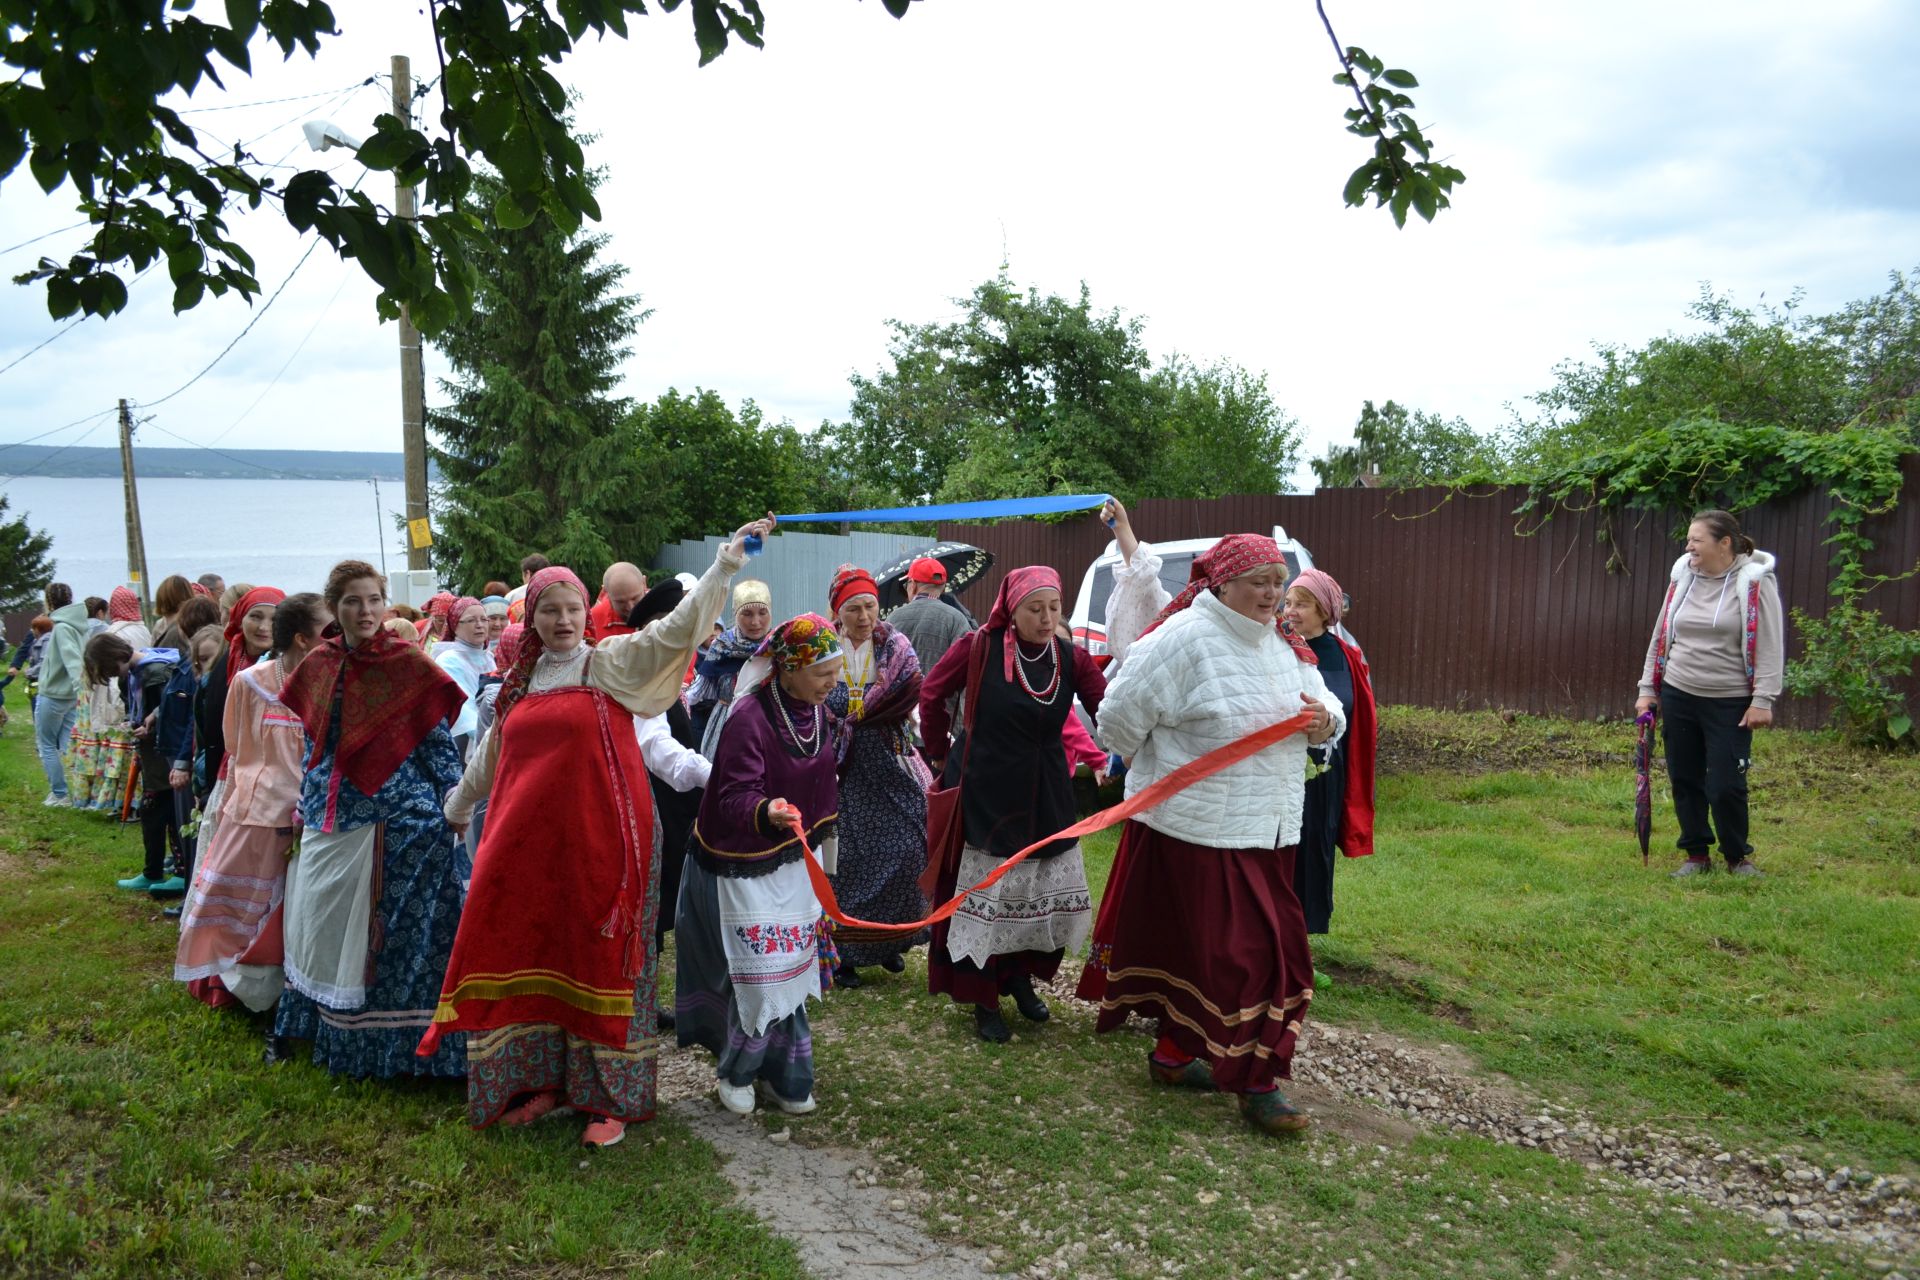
499;1090;565;1127
581;1116;625;1148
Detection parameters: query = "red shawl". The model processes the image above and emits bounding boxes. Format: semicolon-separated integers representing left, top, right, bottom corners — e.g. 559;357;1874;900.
1334;632;1377;859
281;625;467;796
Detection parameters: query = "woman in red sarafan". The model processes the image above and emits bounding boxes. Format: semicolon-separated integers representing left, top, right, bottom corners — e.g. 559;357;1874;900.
428;516;771;1150
1080;534;1345;1136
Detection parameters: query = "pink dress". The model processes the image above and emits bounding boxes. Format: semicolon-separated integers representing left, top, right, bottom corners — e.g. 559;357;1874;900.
174;659;305;1011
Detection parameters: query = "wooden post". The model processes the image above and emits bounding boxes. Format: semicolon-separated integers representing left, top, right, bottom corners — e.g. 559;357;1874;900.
393;53;431;571
118;399;152;619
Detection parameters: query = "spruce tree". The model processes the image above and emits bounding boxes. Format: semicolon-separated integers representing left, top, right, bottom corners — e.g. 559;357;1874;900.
429;167;651;592
0;496;55;612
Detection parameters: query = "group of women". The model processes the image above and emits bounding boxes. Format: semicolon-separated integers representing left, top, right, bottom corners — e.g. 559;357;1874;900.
26;492;1788;1153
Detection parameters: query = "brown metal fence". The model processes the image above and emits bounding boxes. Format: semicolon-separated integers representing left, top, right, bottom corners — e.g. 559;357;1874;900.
939;457;1920;730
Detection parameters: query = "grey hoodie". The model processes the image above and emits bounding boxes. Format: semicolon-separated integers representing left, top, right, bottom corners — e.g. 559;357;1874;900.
1637;551;1784;711
40;602;89;702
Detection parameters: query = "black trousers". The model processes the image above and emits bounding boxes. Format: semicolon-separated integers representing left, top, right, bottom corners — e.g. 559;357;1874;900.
140;788;186;881
1659;687;1753;865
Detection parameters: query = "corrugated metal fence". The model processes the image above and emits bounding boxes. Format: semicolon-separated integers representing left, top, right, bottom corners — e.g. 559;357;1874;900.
936;457;1920;730
653;530;937;619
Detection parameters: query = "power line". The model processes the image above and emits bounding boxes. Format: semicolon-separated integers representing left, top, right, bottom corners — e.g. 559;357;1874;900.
0;317;87;378
0;406;118;455
203;266;353;446
0;415;114;483
137;235;326;410
171;80;373;115
0;221;90;257
137;417;303;479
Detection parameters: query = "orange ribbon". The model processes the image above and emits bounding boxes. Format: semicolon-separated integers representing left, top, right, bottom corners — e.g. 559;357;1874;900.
785;711;1317;934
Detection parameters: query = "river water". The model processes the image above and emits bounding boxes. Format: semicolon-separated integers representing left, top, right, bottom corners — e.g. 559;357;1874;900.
4;476;414;601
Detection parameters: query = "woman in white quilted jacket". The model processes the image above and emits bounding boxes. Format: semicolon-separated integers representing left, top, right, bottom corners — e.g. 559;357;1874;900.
1078;531;1343;1136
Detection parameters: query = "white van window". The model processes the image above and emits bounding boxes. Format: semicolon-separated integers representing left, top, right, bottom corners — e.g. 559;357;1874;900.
1086;551;1298;627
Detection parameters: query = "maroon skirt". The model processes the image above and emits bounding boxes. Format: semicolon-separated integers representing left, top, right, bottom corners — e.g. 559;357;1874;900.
1078;819;1314;1092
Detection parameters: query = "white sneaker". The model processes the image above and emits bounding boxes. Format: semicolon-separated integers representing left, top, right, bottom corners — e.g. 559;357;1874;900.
43;794;71;808
756;1081;817;1115
716;1080;756;1116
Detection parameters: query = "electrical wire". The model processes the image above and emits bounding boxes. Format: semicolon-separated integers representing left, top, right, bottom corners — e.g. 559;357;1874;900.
0;317;87;379
0;415;114;483
202;265;353;446
170;81;372;115
0;406;118;455
137;418;304;479
137;237;325;411
0;221;90;257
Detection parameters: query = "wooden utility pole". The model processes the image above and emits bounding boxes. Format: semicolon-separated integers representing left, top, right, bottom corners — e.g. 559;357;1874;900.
117;399;153;619
393;54;431;571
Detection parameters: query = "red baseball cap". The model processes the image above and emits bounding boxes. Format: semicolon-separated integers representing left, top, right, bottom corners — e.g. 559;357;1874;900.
908;557;948;585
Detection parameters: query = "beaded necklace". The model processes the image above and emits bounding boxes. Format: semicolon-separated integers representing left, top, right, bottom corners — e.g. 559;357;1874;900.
1013;635;1061;704
772;686;823;757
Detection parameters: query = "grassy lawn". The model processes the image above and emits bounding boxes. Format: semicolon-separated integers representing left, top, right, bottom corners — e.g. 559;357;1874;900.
0;731;807;1280
3;707;1914;1278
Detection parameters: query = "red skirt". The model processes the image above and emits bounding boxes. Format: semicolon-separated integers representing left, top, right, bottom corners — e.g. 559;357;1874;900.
419;684;654;1055
1077;819;1314;1092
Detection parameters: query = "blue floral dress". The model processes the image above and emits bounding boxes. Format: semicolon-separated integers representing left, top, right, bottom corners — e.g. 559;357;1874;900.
274;698;469;1080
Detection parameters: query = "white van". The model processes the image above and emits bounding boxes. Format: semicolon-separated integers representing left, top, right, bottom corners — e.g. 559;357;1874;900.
1068;525;1349;656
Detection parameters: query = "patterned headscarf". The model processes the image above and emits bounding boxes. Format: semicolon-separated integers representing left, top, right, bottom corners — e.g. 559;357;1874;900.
758;613;844;672
482;595;509;618
492;566;591;726
109;586;141;622
224;586;286;674
189;581;214;599
448;595;484;638
828;564;879;614
985;566;1063;681
424;592;457;640
1288;568;1344;628
492;622;526;671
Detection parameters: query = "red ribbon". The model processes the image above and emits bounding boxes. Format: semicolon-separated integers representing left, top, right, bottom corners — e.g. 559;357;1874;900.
786;711;1317;934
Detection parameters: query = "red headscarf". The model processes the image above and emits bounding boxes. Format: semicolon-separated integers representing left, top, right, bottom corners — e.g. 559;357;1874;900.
985;566;1063;681
1143;534;1315;663
492;622;527;672
224;586;286;673
424;592;457;641
109;586;141;622
189;581;214;598
281;621;467;797
828;564;879;614
448;595;483;640
492;565;591;727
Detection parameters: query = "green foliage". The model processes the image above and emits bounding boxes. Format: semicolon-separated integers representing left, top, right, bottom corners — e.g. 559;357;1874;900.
428;166;649;590
1142;356;1301;500
0;495;56;613
6;3;1440;328
627;390;814;552
1785;600;1920;748
829;272;1297;506
1325;43;1466;227
1310;398;1502;489
1509;275;1920;472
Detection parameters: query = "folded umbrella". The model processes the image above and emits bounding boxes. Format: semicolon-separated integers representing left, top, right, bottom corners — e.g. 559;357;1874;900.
1634;707;1658;866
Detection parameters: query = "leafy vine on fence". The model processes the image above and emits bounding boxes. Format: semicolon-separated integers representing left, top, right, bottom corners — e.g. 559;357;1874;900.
1514;418;1920;745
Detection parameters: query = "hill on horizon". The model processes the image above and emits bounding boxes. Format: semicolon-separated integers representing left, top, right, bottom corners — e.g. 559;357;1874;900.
1;446;426;482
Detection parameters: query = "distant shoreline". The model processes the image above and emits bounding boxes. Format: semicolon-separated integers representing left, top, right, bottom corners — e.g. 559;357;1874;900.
1;446;427;482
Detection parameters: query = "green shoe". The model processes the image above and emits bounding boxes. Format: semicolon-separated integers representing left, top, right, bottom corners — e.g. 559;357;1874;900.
116;873;160;891
1238;1089;1311;1135
148;876;188;896
1148;1055;1216;1090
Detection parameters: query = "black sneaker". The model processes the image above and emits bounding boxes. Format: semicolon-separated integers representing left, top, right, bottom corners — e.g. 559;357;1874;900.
834;965;863;990
973;1003;1011;1043
1007;974;1050;1023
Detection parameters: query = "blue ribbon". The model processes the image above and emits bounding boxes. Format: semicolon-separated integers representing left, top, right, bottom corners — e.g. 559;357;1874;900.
779;493;1110;523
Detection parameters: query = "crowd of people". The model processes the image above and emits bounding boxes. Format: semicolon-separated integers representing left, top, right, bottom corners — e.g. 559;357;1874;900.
6;500;1778;1147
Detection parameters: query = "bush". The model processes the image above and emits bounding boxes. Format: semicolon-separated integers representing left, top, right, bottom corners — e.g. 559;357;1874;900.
1786;600;1920;747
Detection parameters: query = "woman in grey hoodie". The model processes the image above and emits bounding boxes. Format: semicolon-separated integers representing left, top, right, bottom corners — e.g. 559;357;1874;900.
1635;509;1783;878
35;584;90;806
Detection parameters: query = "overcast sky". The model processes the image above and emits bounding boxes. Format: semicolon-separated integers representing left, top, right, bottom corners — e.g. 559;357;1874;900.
3;0;1915;490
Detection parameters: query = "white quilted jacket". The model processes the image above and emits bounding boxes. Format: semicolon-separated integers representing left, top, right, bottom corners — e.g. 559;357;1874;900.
1097;587;1345;850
